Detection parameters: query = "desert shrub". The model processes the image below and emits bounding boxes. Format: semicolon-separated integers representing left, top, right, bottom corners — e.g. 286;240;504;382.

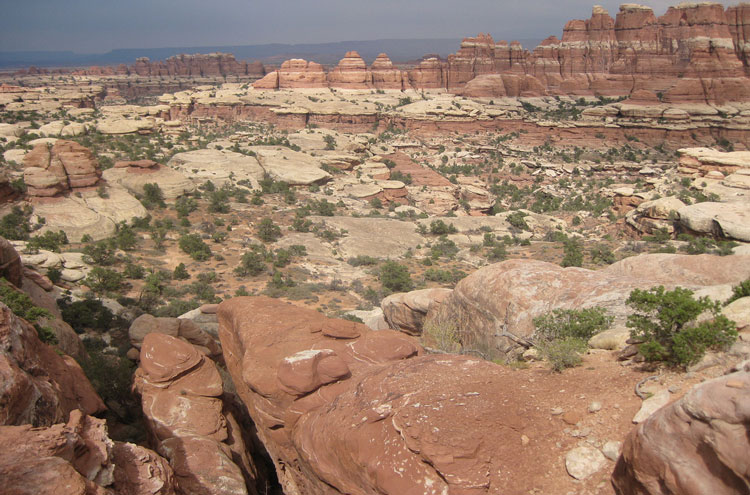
533;307;613;342
173;263;190;280
85;267;124;296
235;245;270;277
155;299;200;317
589;244;615;265
532;306;612;372
83;240;117;265
0;279;56;344
626;286;737;367
257;217;282;243
423;268;466;285
323;134;336;150
208;189;230;213
430;236;459;260
423;317;460;353
0;279;52;323
389;171;412;184
0;205;33;240
726;278;750;306
506;211;530;231
123;262;145;279
79;350;136;418
59;297;116;333
310;199;336;216
140;183;165;209
178;234;212;261
114;223;138;250
561;238;584;267
429;219;457;235
487;243;507;261
379;261;413;293
175;196;198;217
26;230;68;253
46;267;62;284
347;255;379;267
536;338;588;372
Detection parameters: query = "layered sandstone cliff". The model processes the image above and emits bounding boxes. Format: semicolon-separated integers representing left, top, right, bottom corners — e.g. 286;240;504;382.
251;3;750;102
72;53;266;79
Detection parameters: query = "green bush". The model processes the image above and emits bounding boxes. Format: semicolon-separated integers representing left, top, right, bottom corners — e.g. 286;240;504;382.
532;306;612;372
83;240;116;265
429;220;457;235
27;230;68;253
347;255;379;267
173;263;190;280
257;217;281;243
379;261;413;292
726;278;750;306
178;234;212;261
0;279;52;323
561;238;584;267
0;205;33;240
506;211;530;231
626;286;737;367
537;338;588;372
140;183;165;209
85;267;124;296
175;196;198;218
533;307;612;342
59;297;116;333
235;245;270;277
430;236;459;260
0;279;56;344
155;299;200;317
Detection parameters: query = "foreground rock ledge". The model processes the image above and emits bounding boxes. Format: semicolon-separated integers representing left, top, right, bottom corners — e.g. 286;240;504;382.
612;363;750;494
219;296;599;495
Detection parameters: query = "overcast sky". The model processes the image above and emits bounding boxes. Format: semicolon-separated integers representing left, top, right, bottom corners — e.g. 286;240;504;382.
1;0;686;53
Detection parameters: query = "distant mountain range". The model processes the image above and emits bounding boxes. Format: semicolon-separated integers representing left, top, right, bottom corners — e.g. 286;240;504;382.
0;38;544;69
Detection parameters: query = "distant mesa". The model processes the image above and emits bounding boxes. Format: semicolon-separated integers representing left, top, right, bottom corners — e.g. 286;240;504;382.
17;52;267;79
250;2;750;103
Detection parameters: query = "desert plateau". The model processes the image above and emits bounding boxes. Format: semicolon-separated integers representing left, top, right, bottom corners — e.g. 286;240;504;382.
1;2;750;494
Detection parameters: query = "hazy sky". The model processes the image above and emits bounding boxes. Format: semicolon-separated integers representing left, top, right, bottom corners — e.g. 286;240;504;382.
1;0;685;53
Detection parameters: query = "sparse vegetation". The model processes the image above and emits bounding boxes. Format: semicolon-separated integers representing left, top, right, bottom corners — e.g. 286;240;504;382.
626;286;737;368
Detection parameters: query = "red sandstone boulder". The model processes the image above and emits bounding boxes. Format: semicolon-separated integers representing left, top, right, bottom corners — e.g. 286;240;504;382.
23;140;101;197
381;287;452;335
612;363;750;494
0;409;177;495
0;302;105;426
129;313;220;356
219;296;628;494
134;333;252;495
430;254;750;360
0;236;23;287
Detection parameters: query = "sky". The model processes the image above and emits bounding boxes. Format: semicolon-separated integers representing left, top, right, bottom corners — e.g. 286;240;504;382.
0;0;685;53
